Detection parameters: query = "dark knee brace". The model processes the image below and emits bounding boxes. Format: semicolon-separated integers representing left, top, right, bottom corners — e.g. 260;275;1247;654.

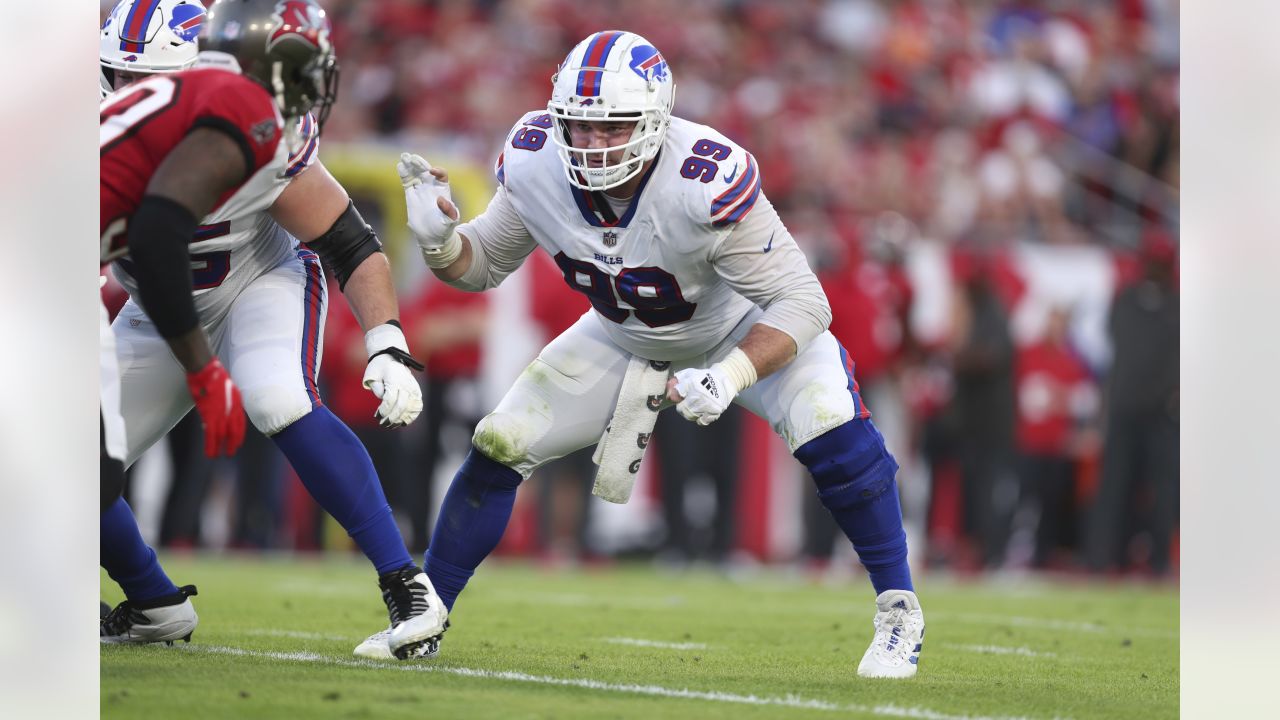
795;418;913;593
795;418;899;510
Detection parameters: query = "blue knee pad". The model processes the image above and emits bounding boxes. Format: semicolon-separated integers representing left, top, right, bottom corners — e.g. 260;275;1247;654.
795;417;899;510
795;418;913;594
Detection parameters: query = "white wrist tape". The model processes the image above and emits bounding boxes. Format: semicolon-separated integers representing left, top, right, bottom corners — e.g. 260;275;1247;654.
712;347;758;395
421;231;463;269
364;322;409;357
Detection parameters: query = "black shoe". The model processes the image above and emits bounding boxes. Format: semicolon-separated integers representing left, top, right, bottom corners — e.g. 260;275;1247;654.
100;585;199;645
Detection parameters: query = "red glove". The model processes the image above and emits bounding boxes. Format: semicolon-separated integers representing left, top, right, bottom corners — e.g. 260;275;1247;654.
185;358;246;457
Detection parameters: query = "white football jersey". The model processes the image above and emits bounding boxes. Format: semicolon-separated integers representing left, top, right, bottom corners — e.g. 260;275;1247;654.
494;112;765;360
114;113;320;329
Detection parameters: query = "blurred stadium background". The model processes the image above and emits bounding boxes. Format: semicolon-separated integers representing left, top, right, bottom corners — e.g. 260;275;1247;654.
99;0;1179;581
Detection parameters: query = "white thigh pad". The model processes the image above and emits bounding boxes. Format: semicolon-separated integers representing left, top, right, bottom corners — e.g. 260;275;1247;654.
112;300;195;467
473;314;629;477
221;250;327;436
734;330;862;452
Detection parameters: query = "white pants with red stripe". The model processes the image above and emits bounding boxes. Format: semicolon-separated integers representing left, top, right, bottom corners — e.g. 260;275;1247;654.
475;305;870;478
111;248;328;467
100;296;128;462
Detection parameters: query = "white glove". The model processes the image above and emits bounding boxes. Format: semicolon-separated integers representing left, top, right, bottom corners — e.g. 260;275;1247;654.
668;348;759;426
397;152;461;268
362;323;425;428
671;366;737;426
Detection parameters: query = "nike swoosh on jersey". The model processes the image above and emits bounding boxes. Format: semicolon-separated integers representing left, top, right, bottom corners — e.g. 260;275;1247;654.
762;232;775;253
723;164;738;184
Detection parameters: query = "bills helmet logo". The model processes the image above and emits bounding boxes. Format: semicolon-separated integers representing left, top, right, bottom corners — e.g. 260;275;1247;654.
629;45;668;83
168;4;205;43
269;0;329;51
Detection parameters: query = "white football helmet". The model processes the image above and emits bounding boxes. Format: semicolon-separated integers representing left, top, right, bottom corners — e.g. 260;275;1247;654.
100;0;207;98
548;31;676;191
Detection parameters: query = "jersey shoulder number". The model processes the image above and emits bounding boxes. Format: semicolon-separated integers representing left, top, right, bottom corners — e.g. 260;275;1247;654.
100;75;181;155
496;110;555;186
666;119;761;229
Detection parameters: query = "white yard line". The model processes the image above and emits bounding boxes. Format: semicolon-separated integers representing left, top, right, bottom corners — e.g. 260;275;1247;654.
943;643;1057;658
178;644;1066;720
601;637;708;650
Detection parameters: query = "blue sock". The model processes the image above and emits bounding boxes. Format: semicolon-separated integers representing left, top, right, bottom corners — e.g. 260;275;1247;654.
101;497;179;603
272;406;412;575
795;419;914;595
424;447;523;610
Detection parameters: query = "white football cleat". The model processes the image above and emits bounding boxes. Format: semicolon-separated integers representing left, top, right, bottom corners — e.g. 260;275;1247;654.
100;585;199;645
376;566;449;660
354;627;395;660
857;589;924;678
354;624;446;660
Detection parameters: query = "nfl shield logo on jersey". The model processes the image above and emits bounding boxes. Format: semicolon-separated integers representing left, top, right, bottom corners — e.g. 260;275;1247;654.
602;230;618;248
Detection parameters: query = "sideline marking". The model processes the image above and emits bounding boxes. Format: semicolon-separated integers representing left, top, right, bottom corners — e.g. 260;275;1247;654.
164;643;1067;720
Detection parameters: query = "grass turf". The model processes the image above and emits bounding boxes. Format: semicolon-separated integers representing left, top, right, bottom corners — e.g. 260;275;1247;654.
101;555;1177;719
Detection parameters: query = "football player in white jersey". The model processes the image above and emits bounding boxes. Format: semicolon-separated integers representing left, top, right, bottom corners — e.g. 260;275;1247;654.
98;0;446;660
365;30;926;678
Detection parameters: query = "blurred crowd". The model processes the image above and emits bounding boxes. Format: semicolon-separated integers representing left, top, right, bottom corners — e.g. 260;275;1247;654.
104;0;1179;578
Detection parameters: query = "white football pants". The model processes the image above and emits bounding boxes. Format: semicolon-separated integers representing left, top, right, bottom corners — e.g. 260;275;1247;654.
100;296;127;462
111;249;328;467
475;305;869;478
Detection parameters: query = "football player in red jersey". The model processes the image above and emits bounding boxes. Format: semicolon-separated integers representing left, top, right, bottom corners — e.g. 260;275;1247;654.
99;0;446;659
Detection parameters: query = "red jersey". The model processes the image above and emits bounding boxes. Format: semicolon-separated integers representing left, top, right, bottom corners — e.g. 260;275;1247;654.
99;68;284;264
402;282;488;379
1015;341;1096;455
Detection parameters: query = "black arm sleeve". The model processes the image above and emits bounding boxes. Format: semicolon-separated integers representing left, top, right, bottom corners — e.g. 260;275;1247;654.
304;200;383;290
125;195;200;339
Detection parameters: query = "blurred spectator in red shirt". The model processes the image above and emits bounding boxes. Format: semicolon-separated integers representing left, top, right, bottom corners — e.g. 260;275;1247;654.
1012;305;1099;569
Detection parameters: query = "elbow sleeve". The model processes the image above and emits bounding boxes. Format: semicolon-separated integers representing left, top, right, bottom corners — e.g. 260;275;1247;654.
125;195;200;339
759;286;832;353
305;200;383;290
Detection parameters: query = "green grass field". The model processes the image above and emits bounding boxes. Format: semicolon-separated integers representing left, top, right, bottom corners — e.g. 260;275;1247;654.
101;555;1177;719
